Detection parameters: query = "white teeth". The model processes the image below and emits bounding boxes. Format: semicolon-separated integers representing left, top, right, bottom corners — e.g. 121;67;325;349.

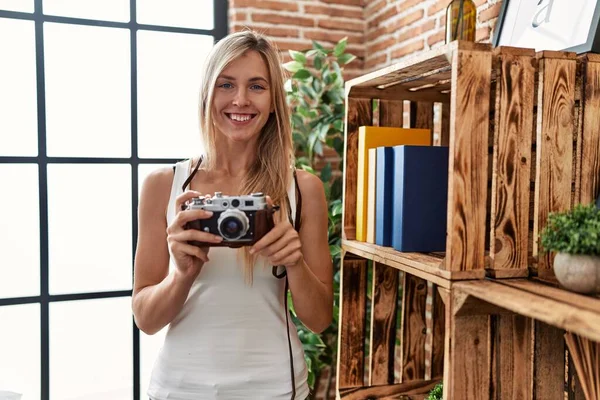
229;114;253;122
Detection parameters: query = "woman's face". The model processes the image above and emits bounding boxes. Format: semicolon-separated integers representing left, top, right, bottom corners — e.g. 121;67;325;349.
212;50;273;143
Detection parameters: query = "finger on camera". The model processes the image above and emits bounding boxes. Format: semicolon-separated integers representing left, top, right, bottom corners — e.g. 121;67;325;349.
176;243;210;263
172;229;223;244
176;209;214;225
175;190;203;210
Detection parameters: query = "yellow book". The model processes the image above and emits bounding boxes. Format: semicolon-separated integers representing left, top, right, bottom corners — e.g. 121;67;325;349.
356;126;431;241
366;148;377;243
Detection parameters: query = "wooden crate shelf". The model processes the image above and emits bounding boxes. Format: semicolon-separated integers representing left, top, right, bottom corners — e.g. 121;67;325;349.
336;41;600;400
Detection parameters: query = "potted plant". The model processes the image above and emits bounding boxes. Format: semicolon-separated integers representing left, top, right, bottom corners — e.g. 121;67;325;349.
540;203;600;294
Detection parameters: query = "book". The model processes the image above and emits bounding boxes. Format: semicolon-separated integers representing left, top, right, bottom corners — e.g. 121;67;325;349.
375;146;394;247
356;126;431;241
391;145;449;252
366;148;377;243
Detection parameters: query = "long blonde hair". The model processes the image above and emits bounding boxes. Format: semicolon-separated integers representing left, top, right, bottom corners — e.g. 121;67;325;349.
198;30;294;281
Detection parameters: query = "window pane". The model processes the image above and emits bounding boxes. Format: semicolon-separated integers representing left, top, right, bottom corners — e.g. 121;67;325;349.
137;31;212;158
0;18;38;156
48;164;132;294
0;165;40;298
43;0;129;22
50;298;132;400
44;23;131;157
0;304;40;400
136;0;213;30
0;0;34;12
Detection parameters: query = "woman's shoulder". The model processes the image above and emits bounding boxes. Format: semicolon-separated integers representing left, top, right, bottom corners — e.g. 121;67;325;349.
295;170;326;208
140;166;175;207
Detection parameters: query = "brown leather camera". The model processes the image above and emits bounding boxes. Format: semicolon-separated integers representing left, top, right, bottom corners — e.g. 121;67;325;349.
184;192;275;248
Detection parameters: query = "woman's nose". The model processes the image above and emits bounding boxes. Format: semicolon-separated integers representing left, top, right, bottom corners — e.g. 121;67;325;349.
233;88;250;107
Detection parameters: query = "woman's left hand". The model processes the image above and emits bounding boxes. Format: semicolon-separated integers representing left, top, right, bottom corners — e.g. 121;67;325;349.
249;200;304;268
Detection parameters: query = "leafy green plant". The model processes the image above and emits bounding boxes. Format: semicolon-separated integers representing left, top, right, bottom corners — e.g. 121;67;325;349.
283;37;356;393
540;203;600;255
427;383;443;400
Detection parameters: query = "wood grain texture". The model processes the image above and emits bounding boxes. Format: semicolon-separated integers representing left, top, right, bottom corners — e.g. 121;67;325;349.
431;287;446;379
493;315;534;400
379;100;404;128
336;256;368;389
441;103;450;147
533;322;565;400
342;98;372;240
444;291;491;400
338;379;441;399
488;48;535;275
410;102;434;143
445;48;492;273
369;262;399;385
400;274;428;382
578;57;600;204
533;56;576;277
567;352;586;400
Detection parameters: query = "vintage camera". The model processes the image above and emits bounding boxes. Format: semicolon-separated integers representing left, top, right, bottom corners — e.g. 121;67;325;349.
184;192;275;248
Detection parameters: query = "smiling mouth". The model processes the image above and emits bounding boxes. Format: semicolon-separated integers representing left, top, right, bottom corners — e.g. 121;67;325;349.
225;113;257;122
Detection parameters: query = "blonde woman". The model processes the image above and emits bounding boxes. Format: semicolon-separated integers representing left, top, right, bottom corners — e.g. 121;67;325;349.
132;30;333;400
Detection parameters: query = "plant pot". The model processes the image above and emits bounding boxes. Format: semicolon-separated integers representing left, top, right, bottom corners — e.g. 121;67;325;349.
553;253;600;294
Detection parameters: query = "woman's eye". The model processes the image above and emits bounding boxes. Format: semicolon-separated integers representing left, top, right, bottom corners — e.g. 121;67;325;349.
250;84;265;91
219;83;233;89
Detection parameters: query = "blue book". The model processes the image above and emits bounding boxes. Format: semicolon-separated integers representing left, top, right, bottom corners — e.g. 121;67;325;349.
375;147;394;246
391;146;449;252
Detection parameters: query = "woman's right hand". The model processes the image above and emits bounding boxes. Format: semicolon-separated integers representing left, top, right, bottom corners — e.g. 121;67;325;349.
167;190;223;280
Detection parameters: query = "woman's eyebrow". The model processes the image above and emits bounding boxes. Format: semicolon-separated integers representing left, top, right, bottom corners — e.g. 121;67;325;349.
218;74;269;84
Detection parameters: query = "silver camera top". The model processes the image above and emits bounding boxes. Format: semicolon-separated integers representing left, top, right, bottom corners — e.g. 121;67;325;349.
187;192;268;212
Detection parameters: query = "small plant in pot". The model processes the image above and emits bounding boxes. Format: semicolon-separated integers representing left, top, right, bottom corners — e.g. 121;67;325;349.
540;203;600;294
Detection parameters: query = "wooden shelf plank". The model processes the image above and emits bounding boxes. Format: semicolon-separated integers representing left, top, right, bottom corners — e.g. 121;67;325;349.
454;280;600;342
338;379;441;399
342;240;485;289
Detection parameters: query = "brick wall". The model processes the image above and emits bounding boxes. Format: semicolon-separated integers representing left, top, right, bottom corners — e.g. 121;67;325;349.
364;0;502;71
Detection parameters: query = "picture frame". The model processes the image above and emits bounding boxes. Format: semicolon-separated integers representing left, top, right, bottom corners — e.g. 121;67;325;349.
493;0;600;54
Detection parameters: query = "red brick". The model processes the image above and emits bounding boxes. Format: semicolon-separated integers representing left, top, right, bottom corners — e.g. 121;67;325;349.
386;9;424;33
251;12;315;27
439;14;446;28
427;0;450;16
365;0;386;17
479;3;502;23
273;39;313;52
365;53;388;70
391;40;425;59
231;11;247;22
304;4;363;19
427;29;446;47
476;26;491;41
252;25;300;38
368;37;396;54
303;30;363;45
366;25;387;42
368;6;397;28
318;18;365;33
230;0;298;12
397;19;436;43
397;0;424;14
319;0;363;6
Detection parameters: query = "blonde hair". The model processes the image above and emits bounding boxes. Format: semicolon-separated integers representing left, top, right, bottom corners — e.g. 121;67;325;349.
198;30;294;282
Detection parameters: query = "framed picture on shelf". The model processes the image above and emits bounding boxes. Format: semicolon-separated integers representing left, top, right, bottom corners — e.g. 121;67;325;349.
493;0;600;53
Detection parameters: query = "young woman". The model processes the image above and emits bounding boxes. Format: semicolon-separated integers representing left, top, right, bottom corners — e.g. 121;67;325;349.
132;30;333;400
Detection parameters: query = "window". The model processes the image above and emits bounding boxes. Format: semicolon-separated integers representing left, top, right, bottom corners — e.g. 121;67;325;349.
0;1;227;399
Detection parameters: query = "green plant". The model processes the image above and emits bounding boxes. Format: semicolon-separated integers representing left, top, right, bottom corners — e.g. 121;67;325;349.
540;203;600;255
427;383;443;400
284;37;356;393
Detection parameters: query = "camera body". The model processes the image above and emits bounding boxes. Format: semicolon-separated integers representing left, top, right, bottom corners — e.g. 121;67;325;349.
184;192;274;248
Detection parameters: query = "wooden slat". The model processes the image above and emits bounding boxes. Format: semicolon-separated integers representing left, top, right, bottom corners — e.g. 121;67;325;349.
431;286;445;379
488;47;535;278
338;379;441;399
410;102;434;143
443;290;491;399
369;262;399;385
342;98;372;240
454;280;600;342
567;352;587;400
400;273;428;382
534;322;565;400
533;53;576;278
494;315;534;399
578;55;600;204
441;103;450;146
336;256;368;389
445;46;492;273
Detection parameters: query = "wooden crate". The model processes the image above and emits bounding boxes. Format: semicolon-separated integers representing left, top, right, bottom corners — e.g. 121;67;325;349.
336;41;600;399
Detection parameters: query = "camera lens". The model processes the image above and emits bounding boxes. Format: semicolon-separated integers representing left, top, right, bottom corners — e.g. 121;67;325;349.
231;199;240;208
219;217;243;239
